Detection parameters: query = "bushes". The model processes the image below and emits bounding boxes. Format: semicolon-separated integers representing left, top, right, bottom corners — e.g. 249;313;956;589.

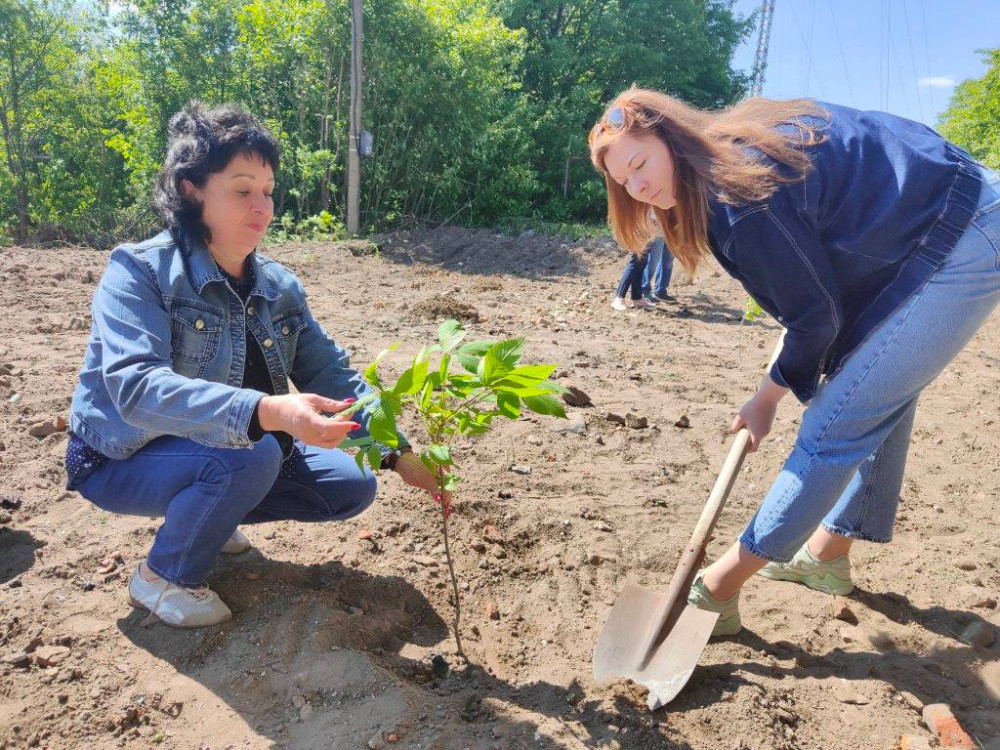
0;0;749;244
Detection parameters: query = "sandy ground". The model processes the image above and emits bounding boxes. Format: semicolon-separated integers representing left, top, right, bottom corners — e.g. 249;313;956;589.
1;228;998;750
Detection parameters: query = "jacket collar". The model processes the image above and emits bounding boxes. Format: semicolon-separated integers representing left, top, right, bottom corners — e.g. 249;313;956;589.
180;231;280;301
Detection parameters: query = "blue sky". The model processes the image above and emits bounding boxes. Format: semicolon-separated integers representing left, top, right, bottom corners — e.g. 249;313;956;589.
728;0;998;128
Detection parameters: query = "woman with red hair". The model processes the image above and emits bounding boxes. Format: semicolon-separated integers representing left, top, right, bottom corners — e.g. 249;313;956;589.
589;87;999;636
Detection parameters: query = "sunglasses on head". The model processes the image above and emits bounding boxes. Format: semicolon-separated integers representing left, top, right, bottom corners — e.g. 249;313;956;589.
590;106;625;140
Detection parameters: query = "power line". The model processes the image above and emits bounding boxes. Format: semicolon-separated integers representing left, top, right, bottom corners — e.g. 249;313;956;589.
919;0;936;113
825;0;856;106
787;0;827;99
888;4;913;115
886;0;892;110
901;0;926;122
879;0;886;109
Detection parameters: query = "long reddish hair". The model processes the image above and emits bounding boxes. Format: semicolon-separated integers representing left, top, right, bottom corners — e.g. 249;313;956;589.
588;87;828;275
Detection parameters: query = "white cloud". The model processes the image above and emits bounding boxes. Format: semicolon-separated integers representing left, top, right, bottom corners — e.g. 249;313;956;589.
918;76;955;88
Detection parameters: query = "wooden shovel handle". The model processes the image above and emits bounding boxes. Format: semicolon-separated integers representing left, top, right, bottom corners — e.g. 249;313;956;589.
637;333;784;662
636;428;752;659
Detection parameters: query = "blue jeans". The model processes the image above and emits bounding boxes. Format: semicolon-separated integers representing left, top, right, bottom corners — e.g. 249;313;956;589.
75;435;377;586
616;252;648;300
741;168;1000;562
642;238;674;296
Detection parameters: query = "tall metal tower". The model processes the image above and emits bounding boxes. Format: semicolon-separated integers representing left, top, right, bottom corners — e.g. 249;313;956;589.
749;0;776;97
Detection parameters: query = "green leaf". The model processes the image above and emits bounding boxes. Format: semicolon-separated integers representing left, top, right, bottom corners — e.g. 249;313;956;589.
367;401;399;447
522;394;567;418
438;319;467;352
392;358;429;396
496;391;520;418
366;445;383;472
458;340;492;356
364;343;399;389
354;450;367;476
340;436;375;450
457;353;481;374
339;391;378;419
508;363;557;381
483;338;524;382
443;473;459;491
426;443;453;465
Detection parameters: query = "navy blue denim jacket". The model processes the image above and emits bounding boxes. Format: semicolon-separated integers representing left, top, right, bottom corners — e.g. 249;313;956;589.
70;230;406;459
707;101;983;402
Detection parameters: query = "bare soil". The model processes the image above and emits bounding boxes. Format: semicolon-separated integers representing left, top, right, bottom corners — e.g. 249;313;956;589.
1;227;998;750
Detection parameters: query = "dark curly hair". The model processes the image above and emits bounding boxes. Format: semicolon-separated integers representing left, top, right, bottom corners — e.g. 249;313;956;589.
153;101;280;245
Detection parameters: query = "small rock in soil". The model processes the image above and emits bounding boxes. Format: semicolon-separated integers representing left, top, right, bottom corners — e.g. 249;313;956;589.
3;652;31;669
625;414;648;429
430;654;449;677
605;412;626;426
674;415;691;429
33;645;70;667
561;385;592;408
551;415;586;434
509;464;531;475
833;679;869;705
831;598;858;624
960;620;995;648
485;600;500;620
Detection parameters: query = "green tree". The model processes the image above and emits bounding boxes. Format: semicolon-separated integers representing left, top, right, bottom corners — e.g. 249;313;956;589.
0;0;126;241
939;48;1000;170
495;0;753;220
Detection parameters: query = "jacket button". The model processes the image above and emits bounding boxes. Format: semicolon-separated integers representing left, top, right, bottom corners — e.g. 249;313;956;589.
282;326;290;335
195;319;205;330
264;338;273;348
247;306;255;316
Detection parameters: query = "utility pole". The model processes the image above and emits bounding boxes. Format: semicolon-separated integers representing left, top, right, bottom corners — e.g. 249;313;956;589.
749;0;776;97
347;0;363;234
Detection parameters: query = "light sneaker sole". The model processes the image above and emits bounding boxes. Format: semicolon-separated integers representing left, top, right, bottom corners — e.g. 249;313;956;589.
757;565;855;596
127;592;233;629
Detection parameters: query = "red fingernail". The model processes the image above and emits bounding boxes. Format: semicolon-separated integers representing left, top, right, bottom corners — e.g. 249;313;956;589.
344;398;356;404
349;423;362;431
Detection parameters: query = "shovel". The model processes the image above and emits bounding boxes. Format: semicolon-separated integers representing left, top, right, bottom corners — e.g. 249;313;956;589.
592;428;751;708
593;336;783;709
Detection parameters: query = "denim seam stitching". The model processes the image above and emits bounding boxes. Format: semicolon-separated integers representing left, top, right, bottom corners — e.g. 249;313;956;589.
165;455;236;585
851;445;888;539
265;473;374;521
814;284;924;450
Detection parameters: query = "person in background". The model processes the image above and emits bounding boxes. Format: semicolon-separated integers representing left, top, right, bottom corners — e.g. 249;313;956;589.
611;240;655;311
642;236;675;303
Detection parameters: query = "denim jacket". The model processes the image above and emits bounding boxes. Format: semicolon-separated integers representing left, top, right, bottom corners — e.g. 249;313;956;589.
70;230;402;459
707;101;983;402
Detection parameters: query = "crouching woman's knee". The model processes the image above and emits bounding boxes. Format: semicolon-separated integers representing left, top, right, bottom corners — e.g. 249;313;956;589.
335;469;378;519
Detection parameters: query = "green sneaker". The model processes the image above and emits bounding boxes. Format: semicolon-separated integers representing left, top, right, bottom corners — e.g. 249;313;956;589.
757;545;854;595
687;570;742;637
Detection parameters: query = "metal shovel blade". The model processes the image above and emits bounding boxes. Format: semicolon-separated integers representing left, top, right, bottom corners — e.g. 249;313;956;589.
593;582;719;709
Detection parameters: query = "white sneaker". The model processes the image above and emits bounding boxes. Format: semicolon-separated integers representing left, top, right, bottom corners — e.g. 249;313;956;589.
611;297;629;311
221;527;252;555
128;564;232;628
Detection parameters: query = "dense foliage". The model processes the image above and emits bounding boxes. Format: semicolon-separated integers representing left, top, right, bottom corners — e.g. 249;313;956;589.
0;0;752;244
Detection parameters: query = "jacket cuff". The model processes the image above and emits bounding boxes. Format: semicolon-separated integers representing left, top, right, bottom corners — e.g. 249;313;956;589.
231;390;267;446
769;361;816;403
